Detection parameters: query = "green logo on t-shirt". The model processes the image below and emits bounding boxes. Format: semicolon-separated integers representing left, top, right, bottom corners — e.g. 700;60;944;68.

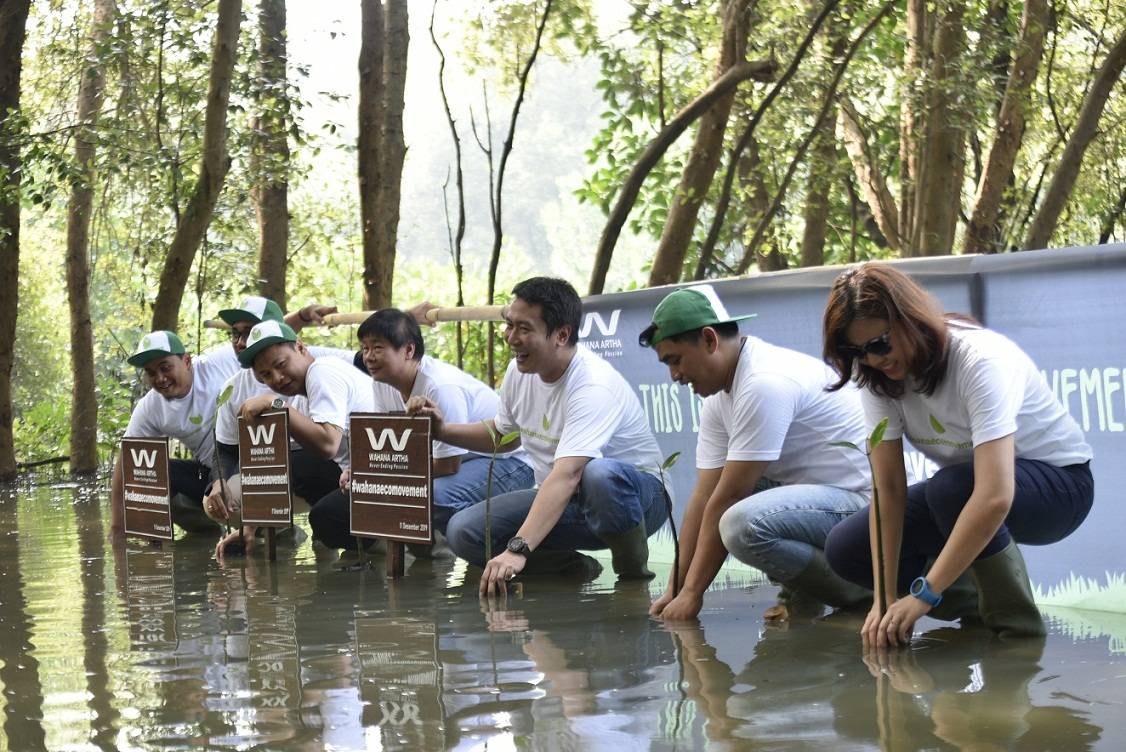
542;414;551;431
929;414;946;434
188;415;203;425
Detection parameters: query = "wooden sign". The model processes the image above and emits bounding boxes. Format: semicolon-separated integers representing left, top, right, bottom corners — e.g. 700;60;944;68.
348;414;433;544
121;437;174;541
354;613;444;747
238;410;293;527
125;546;177;650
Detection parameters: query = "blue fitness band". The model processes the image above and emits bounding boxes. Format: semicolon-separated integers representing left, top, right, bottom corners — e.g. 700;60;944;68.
910;576;943;608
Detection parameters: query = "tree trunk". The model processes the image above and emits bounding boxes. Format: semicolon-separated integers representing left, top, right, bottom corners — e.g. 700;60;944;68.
0;0;31;479
647;0;749;287
66;0;116;474
588;58;777;295
1024;27;1126;250
897;0;927;248
358;0;386;310
374;0;408;310
838;97;902;252
254;0;290;309
150;0;242;331
964;0;1047;254
909;0;966;256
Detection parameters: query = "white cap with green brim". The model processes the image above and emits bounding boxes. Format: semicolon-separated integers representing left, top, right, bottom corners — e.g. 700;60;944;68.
217;296;285;326
128;330;187;367
238;320;298;368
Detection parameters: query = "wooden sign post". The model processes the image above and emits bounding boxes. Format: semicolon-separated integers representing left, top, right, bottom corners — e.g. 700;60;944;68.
238;410;293;561
120;437;174;543
348;414;434;577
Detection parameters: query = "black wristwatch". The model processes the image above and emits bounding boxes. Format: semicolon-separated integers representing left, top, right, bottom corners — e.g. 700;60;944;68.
506;536;531;556
270;397;285;410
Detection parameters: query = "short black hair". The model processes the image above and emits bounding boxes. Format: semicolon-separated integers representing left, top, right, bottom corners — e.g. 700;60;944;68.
357;308;425;360
655;320;741;346
511;277;581;345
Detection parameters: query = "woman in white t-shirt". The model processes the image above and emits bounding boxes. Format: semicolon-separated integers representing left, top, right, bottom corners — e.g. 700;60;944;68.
820;263;1093;646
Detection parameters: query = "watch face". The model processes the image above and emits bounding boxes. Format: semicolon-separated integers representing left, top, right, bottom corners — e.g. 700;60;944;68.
506;537;529;554
271;398;285;409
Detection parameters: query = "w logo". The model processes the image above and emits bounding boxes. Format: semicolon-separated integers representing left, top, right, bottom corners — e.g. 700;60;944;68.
130;448;157;468
366;427;413;451
579;309;621;338
246;423;276;445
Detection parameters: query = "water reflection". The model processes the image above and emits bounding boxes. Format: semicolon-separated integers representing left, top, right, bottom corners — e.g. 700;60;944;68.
0;486;1123;750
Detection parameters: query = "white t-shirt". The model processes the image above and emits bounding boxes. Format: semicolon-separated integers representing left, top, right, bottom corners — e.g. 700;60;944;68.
214;346;355;445
306;356;377;469
494;345;664;485
696;337;871;494
124;345;241;460
861;325;1093;468
369;355;528;464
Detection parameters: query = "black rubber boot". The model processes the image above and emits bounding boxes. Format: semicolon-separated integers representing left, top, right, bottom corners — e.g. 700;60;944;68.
597;523;656;579
968;541;1046;638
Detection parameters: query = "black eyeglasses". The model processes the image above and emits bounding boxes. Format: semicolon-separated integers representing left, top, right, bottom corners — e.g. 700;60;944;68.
840;329;892;360
229;327;253;343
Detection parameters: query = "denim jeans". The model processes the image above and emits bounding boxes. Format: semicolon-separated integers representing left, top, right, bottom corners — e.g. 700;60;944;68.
718;482;869;582
825;459;1094;593
445;458;669;567
307;454;535;549
432;455;536;534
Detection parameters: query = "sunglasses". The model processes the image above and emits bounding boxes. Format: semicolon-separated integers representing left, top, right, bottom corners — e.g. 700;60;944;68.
840;329;892;360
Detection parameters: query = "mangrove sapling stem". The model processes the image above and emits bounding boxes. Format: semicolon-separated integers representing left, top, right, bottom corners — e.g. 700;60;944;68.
831;417;890;614
482;422;520;562
658;452;682;596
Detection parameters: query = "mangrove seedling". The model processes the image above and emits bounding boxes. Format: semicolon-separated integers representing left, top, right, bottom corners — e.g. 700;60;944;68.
830;417;891;614
482;421;521;561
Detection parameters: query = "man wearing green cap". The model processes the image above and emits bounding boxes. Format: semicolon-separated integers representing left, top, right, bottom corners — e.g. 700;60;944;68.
640;284;872;621
232;319;376;552
109;298;337;538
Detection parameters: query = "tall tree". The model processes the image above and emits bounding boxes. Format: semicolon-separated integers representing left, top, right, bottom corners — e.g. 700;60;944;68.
964;0;1048;253
0;0;31;479
1024;26;1126;250
647;0;750;287
253;0;290;308
66;0;116;475
150;0;242;331
358;0;409;311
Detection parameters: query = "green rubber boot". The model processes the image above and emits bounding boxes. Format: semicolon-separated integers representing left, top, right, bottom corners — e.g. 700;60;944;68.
779;548;871;608
968;541;1046;638
927;570;981;623
521;549;603;579
597;523;655;580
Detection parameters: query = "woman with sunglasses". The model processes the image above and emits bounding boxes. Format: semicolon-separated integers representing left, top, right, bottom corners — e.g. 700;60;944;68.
820;263;1093;646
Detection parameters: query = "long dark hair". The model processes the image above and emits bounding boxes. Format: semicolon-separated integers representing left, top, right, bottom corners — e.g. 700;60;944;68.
822;263;965;398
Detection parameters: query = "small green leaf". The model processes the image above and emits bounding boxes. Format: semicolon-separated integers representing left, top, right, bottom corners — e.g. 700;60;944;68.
662;451;681;471
482;420;497;443
500;430;521;447
928;414;946;434
188;415;203;425
869;417;890;450
829;441;859;451
215;384;234;408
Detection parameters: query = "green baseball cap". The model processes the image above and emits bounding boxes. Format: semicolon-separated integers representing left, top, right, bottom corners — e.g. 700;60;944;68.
217;296;285;327
638;285;755;348
128;330;187;367
238;320;298;368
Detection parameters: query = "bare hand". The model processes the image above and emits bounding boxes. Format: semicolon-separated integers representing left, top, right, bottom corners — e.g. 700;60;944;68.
203;481;232;523
480;550;527;598
648;586;676;617
338;469;351;492
239;394;275;423
863;596;929;649
300;304;337;325
215;526;257;559
407;301;439;328
655;590;704;621
405;396;444;437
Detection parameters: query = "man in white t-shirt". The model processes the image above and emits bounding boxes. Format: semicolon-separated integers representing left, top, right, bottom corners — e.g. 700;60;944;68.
408;277;668;594
235;320;376;550
110;299;338;539
640;286;873;621
340;309;534;540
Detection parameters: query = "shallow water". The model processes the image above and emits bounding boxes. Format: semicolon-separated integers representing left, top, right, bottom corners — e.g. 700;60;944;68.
1;480;1124;751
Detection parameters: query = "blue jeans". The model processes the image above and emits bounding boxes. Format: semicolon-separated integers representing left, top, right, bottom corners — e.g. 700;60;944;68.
432;455;535;534
445;458;668;567
718;483;868;582
825;459;1094;593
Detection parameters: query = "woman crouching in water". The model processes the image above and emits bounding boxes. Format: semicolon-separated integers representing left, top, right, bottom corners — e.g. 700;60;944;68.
821;264;1093;646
